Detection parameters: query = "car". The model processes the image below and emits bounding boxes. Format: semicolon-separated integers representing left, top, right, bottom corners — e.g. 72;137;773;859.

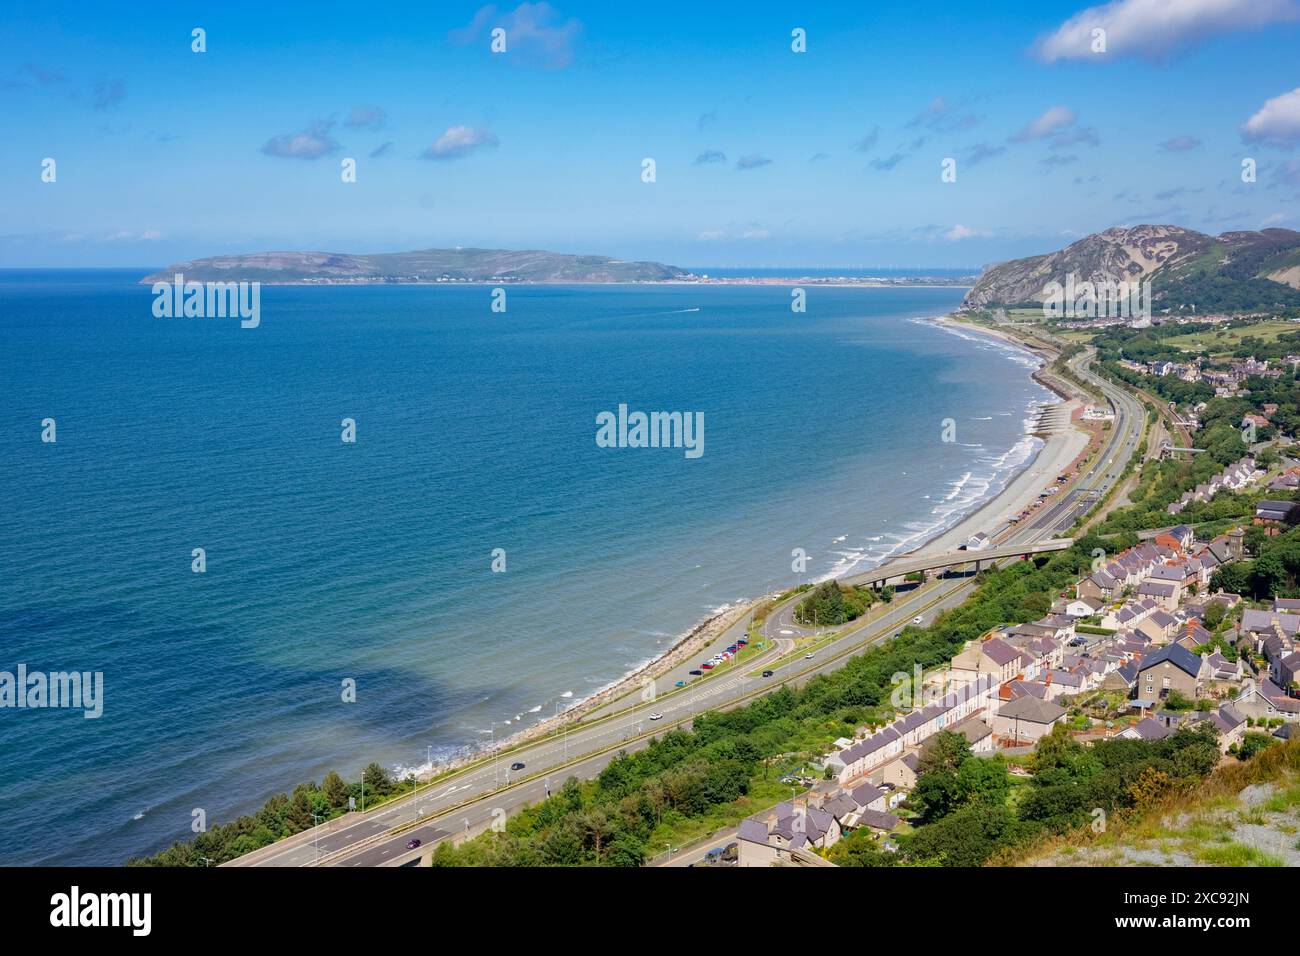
648;712;663;721
405;838;422;850
510;761;525;771
804;652;815;660
688;669;703;676
674;680;686;687
912;616;924;624
701;662;715;670
761;669;775;677
737;638;748;646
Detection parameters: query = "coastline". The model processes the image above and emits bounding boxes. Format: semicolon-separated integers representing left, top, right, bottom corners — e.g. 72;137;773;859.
430;311;1092;777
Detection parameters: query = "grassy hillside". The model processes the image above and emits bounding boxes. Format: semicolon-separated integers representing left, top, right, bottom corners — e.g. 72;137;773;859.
1009;737;1300;867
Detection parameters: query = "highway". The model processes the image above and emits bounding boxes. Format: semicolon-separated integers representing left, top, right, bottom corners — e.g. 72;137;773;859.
232;336;1146;867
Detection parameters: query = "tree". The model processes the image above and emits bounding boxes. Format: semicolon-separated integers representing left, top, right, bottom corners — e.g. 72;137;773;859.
285;789;314;833
954;755;1010;807
902;803;1037;867
1237;731;1276;761
362;762;392;798
916;731;971;777
1125;766;1175;810
323;771;349;810
1203;602;1226;631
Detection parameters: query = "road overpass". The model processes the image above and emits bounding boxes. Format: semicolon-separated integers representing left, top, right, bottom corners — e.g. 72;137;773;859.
839;537;1074;588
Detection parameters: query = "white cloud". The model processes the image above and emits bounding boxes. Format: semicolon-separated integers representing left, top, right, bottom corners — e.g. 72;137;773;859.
1011;106;1077;142
1242;87;1300;147
943;224;986;241
1034;0;1299;62
261;120;339;159
422;125;499;160
449;3;582;70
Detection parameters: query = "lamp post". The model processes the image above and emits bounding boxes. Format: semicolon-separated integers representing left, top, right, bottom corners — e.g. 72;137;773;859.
310;812;322;862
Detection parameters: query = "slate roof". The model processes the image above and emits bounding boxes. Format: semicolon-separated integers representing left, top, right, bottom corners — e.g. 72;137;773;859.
997;695;1066;723
857;809;900;831
1137;643;1202;679
1132;717;1172;741
1237;613;1300;634
738;819;770;844
981;637;1023;667
850;782;885;809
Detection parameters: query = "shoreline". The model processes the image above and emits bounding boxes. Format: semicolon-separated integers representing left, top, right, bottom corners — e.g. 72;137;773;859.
135;277;974;289
430;311;1092;777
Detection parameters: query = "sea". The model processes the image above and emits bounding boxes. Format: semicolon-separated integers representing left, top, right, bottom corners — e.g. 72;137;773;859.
0;270;1052;864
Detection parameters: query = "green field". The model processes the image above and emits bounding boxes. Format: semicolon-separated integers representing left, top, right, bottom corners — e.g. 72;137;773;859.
1160;319;1300;356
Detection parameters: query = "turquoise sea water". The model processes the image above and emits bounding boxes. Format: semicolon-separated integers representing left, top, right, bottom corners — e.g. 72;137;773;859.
0;272;1049;864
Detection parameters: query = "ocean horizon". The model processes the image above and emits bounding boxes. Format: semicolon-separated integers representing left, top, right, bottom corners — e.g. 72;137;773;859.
0;271;1052;864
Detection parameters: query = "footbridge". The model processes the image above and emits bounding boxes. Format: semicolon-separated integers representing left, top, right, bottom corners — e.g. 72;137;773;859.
839;537;1075;589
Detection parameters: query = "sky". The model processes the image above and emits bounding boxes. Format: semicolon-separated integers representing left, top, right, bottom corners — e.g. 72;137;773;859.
3;0;1300;269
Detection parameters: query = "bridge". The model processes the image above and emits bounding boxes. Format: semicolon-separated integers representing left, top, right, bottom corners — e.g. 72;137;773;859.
839;537;1075;589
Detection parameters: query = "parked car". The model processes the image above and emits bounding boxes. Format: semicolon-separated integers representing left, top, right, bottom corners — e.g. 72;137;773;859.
761;670;775;677
688;669;703;676
510;761;525;771
674;680;686;687
701;662;715;670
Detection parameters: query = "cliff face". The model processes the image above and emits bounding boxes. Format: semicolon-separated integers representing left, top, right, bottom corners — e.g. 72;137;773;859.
141;248;692;284
962;225;1300;313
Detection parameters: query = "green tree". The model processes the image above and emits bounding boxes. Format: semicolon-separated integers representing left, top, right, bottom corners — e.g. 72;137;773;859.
323;771;349;810
362;762;393;798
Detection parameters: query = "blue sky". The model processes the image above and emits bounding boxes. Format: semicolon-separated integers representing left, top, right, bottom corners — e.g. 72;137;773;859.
3;0;1300;268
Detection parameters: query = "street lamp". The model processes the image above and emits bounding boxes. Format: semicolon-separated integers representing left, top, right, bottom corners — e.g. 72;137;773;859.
554;700;569;762
310;812;323;862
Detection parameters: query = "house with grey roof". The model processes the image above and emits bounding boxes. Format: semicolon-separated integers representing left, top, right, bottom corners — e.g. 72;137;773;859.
992;695;1066;744
950;637;1024;686
1198;704;1247;752
1135;643;1205;701
1137;579;1180;610
1119;716;1173;742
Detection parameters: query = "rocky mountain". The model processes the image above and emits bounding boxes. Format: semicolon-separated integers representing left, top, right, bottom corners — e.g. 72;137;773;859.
141;248;692;284
962;225;1300;314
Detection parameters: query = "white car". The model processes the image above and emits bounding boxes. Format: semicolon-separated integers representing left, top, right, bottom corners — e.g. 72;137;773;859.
804;652;815;660
912;616;924;624
648;712;663;721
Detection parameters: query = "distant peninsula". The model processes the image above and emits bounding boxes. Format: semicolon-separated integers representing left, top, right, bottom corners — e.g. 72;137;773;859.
140;247;976;287
141;248;693;285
